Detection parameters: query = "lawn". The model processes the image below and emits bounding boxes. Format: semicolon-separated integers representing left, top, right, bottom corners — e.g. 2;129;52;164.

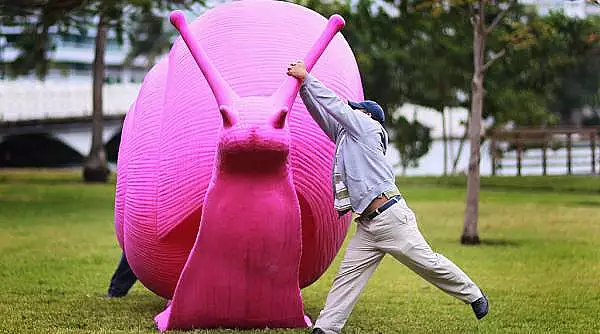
1;170;599;333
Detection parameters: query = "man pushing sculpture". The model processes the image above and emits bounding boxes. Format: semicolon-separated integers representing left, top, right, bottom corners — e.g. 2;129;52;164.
109;0;488;330
287;61;489;334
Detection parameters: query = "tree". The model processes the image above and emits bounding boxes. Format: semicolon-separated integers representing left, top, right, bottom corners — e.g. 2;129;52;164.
2;0;205;182
297;0;597;246
458;0;518;244
84;3;114;182
1;0;88;79
484;10;599;128
540;13;600;125
390;115;433;175
418;0;543;243
402;8;472;175
123;7;176;70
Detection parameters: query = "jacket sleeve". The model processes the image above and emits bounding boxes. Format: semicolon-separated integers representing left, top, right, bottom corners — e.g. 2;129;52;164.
299;75;339;141
300;74;372;139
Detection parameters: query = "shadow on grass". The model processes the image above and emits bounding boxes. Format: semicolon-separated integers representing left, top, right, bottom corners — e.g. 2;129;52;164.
441;238;522;248
478;238;521;247
571;200;600;208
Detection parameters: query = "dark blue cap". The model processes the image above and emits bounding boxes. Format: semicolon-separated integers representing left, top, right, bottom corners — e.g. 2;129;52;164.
348;100;385;125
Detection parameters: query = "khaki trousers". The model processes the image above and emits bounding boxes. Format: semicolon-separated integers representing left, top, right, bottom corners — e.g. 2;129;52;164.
314;199;483;334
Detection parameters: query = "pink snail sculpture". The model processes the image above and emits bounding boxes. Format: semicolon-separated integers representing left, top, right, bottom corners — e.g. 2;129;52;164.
114;0;364;330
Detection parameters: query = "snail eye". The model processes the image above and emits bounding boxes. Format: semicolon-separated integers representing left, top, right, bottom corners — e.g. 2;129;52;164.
219;105;238;128
270;107;289;129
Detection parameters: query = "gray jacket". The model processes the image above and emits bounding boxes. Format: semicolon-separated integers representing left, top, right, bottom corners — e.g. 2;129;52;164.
299;74;400;214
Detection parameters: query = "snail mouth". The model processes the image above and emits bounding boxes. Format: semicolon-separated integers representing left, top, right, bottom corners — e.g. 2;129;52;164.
218;132;290;174
220;148;289;174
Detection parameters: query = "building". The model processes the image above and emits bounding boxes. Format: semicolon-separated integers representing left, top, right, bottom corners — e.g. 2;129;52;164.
521;0;600;18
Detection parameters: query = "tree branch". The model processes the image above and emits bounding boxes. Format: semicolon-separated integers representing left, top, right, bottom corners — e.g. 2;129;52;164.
486;0;517;34
483;49;506;71
469;3;476;28
479;0;486;33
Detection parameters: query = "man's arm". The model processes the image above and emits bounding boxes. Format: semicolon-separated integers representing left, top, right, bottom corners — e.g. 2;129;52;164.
289;61;373;139
299;76;340;141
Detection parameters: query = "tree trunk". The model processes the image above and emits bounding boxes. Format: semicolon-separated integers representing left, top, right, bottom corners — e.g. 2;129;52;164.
83;14;109;183
442;107;448;176
35;24;50;79
462;12;486;245
451;115;469;174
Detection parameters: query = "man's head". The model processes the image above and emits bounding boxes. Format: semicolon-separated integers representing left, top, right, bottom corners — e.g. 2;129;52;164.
348;100;385;125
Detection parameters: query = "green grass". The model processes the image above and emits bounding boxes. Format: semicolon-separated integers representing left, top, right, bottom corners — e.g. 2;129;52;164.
1;170;599;333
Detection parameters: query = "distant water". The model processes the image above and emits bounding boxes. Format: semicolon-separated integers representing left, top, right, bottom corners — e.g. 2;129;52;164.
386;139;597;176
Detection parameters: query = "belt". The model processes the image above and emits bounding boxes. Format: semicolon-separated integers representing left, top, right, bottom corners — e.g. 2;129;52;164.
363;195;402;220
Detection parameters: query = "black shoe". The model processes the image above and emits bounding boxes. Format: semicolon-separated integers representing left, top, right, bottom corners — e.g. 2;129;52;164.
312;328;326;334
107;290;128;298
471;293;489;320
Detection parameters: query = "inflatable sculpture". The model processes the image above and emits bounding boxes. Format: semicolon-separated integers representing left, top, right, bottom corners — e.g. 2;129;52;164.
114;0;364;330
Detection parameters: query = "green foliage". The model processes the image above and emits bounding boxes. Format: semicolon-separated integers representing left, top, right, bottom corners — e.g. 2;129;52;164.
540;13;600;121
487;11;600;126
123;8;175;68
1;171;599;333
297;0;405;111
481;4;552;126
1;0;205;79
1;1;91;78
299;0;599;130
298;0;473;113
390;116;433;174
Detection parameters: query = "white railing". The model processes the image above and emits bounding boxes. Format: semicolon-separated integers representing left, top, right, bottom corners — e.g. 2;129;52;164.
0;82;141;122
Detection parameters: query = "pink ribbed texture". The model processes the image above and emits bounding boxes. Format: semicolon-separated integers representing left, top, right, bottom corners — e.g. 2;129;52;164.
114;0;363;330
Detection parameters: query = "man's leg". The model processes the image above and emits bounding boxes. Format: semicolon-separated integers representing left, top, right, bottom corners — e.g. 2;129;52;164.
379;201;483;304
107;252;137;297
313;225;384;334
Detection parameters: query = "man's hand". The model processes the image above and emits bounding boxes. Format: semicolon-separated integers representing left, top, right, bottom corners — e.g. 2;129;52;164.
287;60;308;81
